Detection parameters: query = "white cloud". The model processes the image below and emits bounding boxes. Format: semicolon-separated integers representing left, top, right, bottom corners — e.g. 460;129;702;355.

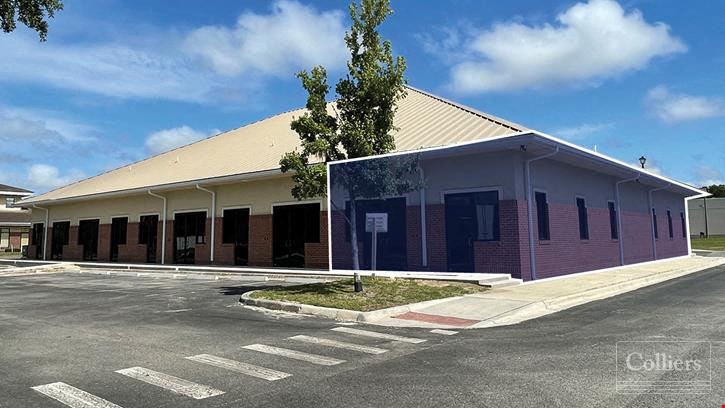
552;122;614;140
692;165;724;187
26;164;85;192
145;126;218;155
646;86;725;123
0;34;223;103
0;106;98;148
0;1;347;103
184;1;347;77
424;0;686;94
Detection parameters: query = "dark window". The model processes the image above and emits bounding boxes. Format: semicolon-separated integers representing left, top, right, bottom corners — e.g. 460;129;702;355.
652;208;658;239
32;223;45;259
535;192;550;241
272;203;321;267
174;211;207;264
223;208;250;266
138;215;159;263
110;217;128;262
680;212;686;238
344;198;407;271
5;197;14;208
608;202;618;240
576;197;589;240
667;210;673;239
51;221;70;260
78;219;100;261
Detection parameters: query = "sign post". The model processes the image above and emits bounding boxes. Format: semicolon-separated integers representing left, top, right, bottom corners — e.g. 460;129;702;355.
365;213;388;272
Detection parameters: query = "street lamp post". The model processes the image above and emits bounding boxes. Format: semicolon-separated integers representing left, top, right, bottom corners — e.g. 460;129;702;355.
639;156;647;169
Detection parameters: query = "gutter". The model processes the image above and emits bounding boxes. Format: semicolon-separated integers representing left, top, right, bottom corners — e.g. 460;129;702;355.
615;175;640;266
19;168;284;207
685;191;711;255
31;204;49;260
419;166;427;268
196;184;216;263
147;190;167;265
525;146;559;281
648;185;670;260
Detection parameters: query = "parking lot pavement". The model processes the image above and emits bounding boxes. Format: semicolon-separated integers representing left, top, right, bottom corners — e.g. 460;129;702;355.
3;267;725;407
0;272;457;408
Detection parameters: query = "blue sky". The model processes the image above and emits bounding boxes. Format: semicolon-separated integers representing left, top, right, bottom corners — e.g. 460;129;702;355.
1;0;724;193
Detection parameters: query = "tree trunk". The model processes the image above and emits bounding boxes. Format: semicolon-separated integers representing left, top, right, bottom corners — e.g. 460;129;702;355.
350;198;361;270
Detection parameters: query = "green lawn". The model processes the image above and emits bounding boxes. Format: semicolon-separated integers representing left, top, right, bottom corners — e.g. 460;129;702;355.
691;235;725;251
250;277;485;312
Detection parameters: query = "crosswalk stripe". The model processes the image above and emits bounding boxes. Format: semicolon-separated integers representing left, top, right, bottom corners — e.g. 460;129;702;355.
186;354;291;381
430;329;459;335
31;382;123;408
331;327;426;344
115;367;224;400
289;335;388;355
242;344;345;366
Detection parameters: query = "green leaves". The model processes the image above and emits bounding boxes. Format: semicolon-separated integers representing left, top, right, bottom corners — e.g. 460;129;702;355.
281;0;410;201
0;0;63;41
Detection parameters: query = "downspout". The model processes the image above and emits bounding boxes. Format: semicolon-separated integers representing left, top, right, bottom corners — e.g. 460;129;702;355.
32;204;49;260
419;166;428;268
525;146;559;281
648;185;669;260
196;184;216;263
615;175;640;266
148;190;167;264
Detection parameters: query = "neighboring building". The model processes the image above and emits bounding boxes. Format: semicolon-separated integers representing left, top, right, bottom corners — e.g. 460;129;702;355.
688;197;725;237
17;86;705;280
328;134;704;281
0;184;32;253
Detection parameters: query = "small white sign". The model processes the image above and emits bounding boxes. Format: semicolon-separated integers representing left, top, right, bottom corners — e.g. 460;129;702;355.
365;213;388;233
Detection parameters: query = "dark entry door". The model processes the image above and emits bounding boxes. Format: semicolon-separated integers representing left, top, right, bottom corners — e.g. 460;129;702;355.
110;217;128;262
51;221;70;260
223;208;249;266
445;191;500;272
78;219;100;261
174;212;206;264
346;198;407;270
139;215;159;263
31;223;44;259
273;203;320;267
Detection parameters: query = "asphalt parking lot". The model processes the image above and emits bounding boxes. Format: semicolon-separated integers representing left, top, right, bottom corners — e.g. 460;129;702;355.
1;267;725;407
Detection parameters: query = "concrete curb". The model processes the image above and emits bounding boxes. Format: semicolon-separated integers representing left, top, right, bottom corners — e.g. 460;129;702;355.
471;258;725;328
0;263;80;277
240;291;463;322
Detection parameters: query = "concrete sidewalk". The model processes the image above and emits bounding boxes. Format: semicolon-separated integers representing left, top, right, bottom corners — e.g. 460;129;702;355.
372;255;725;329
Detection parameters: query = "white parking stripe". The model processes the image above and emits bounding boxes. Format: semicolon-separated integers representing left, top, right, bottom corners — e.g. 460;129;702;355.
289;335;388;355
31;382;123;408
430;329;459;335
115;367;224;400
242;344;345;366
186;354;291;381
331;327;426;344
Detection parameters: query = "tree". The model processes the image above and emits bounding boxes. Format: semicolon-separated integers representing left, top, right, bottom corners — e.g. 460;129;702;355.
280;0;416;275
704;184;725;198
1;0;63;41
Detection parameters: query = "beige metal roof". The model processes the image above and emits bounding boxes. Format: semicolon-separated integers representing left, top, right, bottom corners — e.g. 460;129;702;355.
21;86;527;204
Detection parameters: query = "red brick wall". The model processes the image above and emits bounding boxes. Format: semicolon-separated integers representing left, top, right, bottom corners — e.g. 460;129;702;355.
164;220;175;264
426;204;447;272
406;206;423;270
97;224;111;262
533;202;620;280
621;211;654;265
304;211;329;269
62;226;82;261
214;218;236;266
249;214;272;267
117;222;146;263
330;210;353;269
654;210;688;259
473;200;523;277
